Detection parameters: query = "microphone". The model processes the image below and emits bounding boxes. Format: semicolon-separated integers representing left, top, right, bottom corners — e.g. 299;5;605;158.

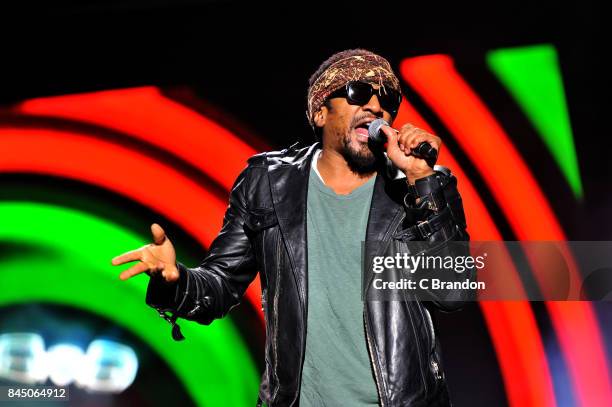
367;118;438;168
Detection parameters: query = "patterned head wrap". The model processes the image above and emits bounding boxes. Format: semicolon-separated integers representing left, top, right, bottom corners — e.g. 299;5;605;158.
307;51;400;127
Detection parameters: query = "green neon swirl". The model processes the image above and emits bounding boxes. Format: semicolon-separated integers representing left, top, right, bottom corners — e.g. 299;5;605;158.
0;201;258;407
487;44;583;199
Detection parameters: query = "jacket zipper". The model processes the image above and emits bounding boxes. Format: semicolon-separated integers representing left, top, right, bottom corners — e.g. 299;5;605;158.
260;229;273;405
296;255;307;405
419;303;443;381
406;299;429;395
431;359;442;380
270;231;281;403
417;301;434;352
261;290;267;312
423;306;435;347
292;183;309;406
364;310;386;407
264;230;281;406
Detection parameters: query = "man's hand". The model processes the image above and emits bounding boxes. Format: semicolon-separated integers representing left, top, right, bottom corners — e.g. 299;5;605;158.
112;223;179;282
383;123;441;184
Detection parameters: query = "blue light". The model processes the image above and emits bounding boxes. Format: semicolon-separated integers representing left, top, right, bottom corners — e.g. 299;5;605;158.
46;344;85;387
78;339;138;393
0;333;139;393
0;333;47;384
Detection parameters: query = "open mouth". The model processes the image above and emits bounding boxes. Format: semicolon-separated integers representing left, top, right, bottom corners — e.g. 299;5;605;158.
353;120;373;139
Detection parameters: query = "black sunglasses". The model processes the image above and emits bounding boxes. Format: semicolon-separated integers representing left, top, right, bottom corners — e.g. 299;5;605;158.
328;81;402;116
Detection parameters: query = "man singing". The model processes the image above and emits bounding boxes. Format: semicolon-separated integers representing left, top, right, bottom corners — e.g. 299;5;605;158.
112;49;470;406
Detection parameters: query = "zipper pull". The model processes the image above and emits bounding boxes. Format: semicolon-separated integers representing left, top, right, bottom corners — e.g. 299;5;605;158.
431;360;443;379
261;290;267;312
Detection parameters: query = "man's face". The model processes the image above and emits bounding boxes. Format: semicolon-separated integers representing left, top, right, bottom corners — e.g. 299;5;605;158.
319;85;394;175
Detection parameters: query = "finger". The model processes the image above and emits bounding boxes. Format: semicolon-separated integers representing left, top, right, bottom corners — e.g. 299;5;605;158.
408;133;440;150
382;125;402;157
397;124;422;146
398;124;440;148
119;262;150;280
111;249;144;266
151;223;166;245
401;134;438;154
398;130;417;150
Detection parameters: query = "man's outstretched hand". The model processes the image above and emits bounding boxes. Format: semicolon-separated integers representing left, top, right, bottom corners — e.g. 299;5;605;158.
112;223;179;282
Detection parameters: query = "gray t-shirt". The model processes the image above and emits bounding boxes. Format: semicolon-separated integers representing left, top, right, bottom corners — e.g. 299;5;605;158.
299;151;379;406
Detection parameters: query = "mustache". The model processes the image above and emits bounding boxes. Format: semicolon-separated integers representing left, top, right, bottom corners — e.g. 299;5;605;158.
349;113;379;129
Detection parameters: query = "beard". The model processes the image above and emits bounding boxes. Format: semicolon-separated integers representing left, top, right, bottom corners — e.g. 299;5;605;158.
339;132;378;175
337;113;380;175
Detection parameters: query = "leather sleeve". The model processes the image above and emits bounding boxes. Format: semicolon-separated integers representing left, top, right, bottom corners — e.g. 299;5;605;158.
145;165;258;325
394;167;475;311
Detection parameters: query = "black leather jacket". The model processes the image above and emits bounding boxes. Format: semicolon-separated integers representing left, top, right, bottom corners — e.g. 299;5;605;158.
146;142;472;407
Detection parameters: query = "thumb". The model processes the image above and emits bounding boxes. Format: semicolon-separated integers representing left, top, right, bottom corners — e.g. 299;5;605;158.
151;223;166;245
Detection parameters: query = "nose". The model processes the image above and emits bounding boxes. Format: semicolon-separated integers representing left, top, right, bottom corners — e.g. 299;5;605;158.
362;94;383;116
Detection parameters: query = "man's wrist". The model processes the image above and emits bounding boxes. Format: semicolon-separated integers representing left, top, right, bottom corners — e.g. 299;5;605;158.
403;171;447;213
413;172;442;195
405;170;435;186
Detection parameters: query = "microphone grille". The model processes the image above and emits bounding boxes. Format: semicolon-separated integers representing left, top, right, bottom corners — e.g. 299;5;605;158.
368;118;389;139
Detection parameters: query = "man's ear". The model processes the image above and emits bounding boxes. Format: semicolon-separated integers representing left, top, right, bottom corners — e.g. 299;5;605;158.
314;106;327;129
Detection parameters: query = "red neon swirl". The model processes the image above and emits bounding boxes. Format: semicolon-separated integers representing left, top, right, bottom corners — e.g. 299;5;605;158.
0;128;263;320
15;87;258;191
400;54;612;407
